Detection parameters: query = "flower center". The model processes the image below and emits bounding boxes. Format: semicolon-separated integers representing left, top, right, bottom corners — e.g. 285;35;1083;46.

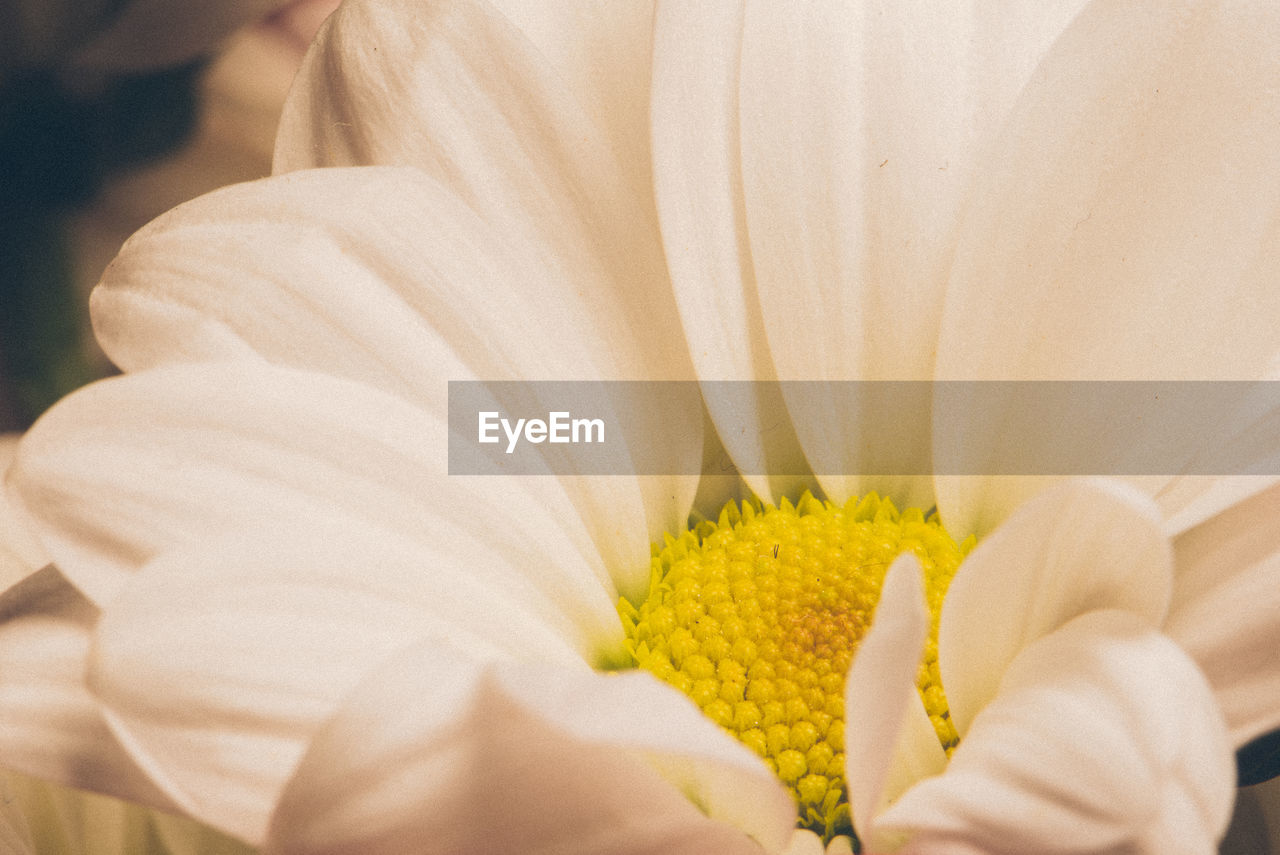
615;492;971;841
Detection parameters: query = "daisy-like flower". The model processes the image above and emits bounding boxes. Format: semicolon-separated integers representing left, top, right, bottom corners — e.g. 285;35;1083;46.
2;1;1279;854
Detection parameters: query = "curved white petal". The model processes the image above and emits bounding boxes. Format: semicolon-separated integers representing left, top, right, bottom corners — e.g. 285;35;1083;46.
1167;480;1280;745
483;0;657;201
275;0;689;382
843;555;946;842
934;1;1280;534
874;611;1234;855
266;645;795;855
937;0;1280;382
738;0;1087;507
1;435;48;589
939;479;1172;737
12;363;622;642
88;513;589;845
91;166;696;596
651;1;811;503
0;567;177;812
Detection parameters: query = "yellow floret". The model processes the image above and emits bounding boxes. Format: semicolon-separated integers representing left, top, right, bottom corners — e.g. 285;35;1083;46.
615;492;969;843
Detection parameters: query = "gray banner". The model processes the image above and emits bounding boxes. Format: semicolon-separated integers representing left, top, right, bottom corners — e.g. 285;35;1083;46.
447;381;1280;476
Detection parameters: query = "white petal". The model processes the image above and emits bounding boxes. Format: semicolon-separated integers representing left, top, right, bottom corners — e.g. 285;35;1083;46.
939;479;1172;737
1;434;48;589
738;0;1086;506
482;0;657;201
938;0;1280;383
874;611;1234;855
91;166;697;596
1167;481;1280;745
267;645;795;855
275;0;689;384
0;567;177;812
88;513;589;845
650;1;812;503
933;2;1280;529
12;363;623;644
843;555;946;841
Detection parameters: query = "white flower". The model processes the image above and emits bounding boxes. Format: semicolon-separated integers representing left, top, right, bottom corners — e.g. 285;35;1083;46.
2;1;1279;854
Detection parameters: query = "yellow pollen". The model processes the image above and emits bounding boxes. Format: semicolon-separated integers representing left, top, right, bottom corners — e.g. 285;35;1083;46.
614;492;972;842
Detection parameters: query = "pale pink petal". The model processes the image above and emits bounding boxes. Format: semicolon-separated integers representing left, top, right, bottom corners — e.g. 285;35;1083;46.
266;645;795;855
875;611;1233;855
939;479;1172;737
0;567;178;812
1167;480;1280;745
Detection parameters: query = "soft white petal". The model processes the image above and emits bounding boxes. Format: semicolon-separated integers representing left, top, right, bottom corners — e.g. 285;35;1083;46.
91;166;696;598
1167;480;1280;745
1;435;48;590
266;645;795;855
12;363;623;643
275;0;689;382
650;0;811;503
0;567;177;812
88;514;589;845
874;611;1234;855
934;1;1280;533
483;0;656;201
939;479;1172;737
843;555;944;841
739;0;1086;507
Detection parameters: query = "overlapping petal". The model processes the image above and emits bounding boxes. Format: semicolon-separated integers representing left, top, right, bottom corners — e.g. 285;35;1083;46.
91;162;697;597
1167;480;1280;744
841;555;943;840
736;0;1089;507
10;361;625;636
934;0;1280;535
266;646;795;855
0;567;177;812
1;435;47;588
938;479;1172;735
275;0;686;386
650;1;811;504
872;611;1233;855
86;509;599;844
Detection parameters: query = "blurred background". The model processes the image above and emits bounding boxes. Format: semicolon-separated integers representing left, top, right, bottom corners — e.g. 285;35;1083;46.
0;0;338;430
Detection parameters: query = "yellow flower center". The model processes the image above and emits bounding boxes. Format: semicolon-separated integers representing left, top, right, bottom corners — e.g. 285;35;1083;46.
615;492;972;841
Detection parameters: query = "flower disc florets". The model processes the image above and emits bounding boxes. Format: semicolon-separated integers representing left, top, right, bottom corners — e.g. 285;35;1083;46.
616;492;972;841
